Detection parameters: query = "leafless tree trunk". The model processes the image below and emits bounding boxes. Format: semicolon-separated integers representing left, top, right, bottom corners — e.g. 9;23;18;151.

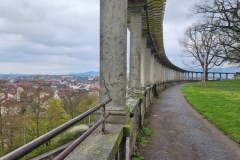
180;24;225;80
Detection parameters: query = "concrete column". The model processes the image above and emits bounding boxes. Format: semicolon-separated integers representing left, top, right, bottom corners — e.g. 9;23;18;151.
226;73;228;80
159;63;162;82
220;73;222;80
155;60;159;82
191;72;194;80
165;68;168;81
129;9;142;90
145;48;151;86
213;73;215;80
168;68;170;81
100;0;127;111
163;66;166;81
154;57;158;83
150;53;155;84
141;38;147;87
165;67;167;81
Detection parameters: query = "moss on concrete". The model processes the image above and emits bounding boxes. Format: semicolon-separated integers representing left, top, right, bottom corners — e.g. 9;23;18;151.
123;118;134;137
65;124;124;160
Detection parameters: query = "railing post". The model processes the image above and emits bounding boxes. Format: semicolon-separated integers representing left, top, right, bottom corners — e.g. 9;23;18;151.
102;104;106;133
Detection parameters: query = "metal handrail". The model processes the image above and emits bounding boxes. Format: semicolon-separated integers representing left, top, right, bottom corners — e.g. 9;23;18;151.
54;112;111;160
0;99;112;160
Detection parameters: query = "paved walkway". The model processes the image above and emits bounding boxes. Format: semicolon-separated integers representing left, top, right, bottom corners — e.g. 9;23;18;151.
142;84;240;160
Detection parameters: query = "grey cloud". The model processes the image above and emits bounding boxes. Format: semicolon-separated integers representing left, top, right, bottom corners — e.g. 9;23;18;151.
163;0;198;68
0;0;100;74
0;0;203;74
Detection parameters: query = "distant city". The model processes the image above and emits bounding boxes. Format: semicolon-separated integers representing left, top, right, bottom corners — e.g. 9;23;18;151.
0;71;101;156
0;71;100;100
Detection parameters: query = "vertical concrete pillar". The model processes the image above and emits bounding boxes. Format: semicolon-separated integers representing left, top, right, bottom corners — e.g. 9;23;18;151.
141;38;147;87
164;67;167;81
191;72;194;80
220;73;222;80
163;66;166;81
154;57;158;83
213;73;215;80
129;9;142;90
157;61;159;82
168;68;170;81
165;68;168;81
226;73;228;80
100;0;127;112
169;69;171;80
145;48;151;86
150;53;155;84
162;65;164;82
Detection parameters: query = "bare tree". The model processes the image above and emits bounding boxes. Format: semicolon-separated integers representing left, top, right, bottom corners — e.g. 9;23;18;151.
194;0;240;63
180;24;225;80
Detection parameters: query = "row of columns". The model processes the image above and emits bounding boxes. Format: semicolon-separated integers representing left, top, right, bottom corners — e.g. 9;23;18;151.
185;72;234;80
99;0;235;121
99;0;188;123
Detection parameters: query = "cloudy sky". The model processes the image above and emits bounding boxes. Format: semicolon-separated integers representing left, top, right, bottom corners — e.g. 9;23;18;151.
0;0;197;74
164;0;197;67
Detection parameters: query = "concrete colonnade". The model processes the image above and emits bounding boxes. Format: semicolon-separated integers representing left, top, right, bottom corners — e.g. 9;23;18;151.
100;0;186;122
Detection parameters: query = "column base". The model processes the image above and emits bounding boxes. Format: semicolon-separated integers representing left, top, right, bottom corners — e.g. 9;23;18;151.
95;107;129;124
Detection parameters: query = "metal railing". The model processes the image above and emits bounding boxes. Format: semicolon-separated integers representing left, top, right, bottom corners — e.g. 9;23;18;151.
0;99;112;160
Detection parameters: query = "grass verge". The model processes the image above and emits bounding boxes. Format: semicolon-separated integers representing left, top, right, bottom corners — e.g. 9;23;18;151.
133;121;152;160
182;79;240;143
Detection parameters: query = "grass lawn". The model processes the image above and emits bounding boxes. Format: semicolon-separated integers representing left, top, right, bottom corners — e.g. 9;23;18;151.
182;79;240;143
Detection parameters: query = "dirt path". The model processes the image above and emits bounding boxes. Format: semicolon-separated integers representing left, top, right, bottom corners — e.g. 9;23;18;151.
141;84;240;160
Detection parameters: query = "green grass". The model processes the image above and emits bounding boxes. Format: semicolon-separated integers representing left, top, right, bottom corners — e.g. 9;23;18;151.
182;79;240;143
137;127;152;147
133;122;153;160
133;153;144;160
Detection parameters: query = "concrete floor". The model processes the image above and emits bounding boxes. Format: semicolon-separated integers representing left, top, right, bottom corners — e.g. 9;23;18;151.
142;84;240;160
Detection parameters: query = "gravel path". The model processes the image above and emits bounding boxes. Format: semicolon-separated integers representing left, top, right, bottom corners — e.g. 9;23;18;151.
142;84;240;160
